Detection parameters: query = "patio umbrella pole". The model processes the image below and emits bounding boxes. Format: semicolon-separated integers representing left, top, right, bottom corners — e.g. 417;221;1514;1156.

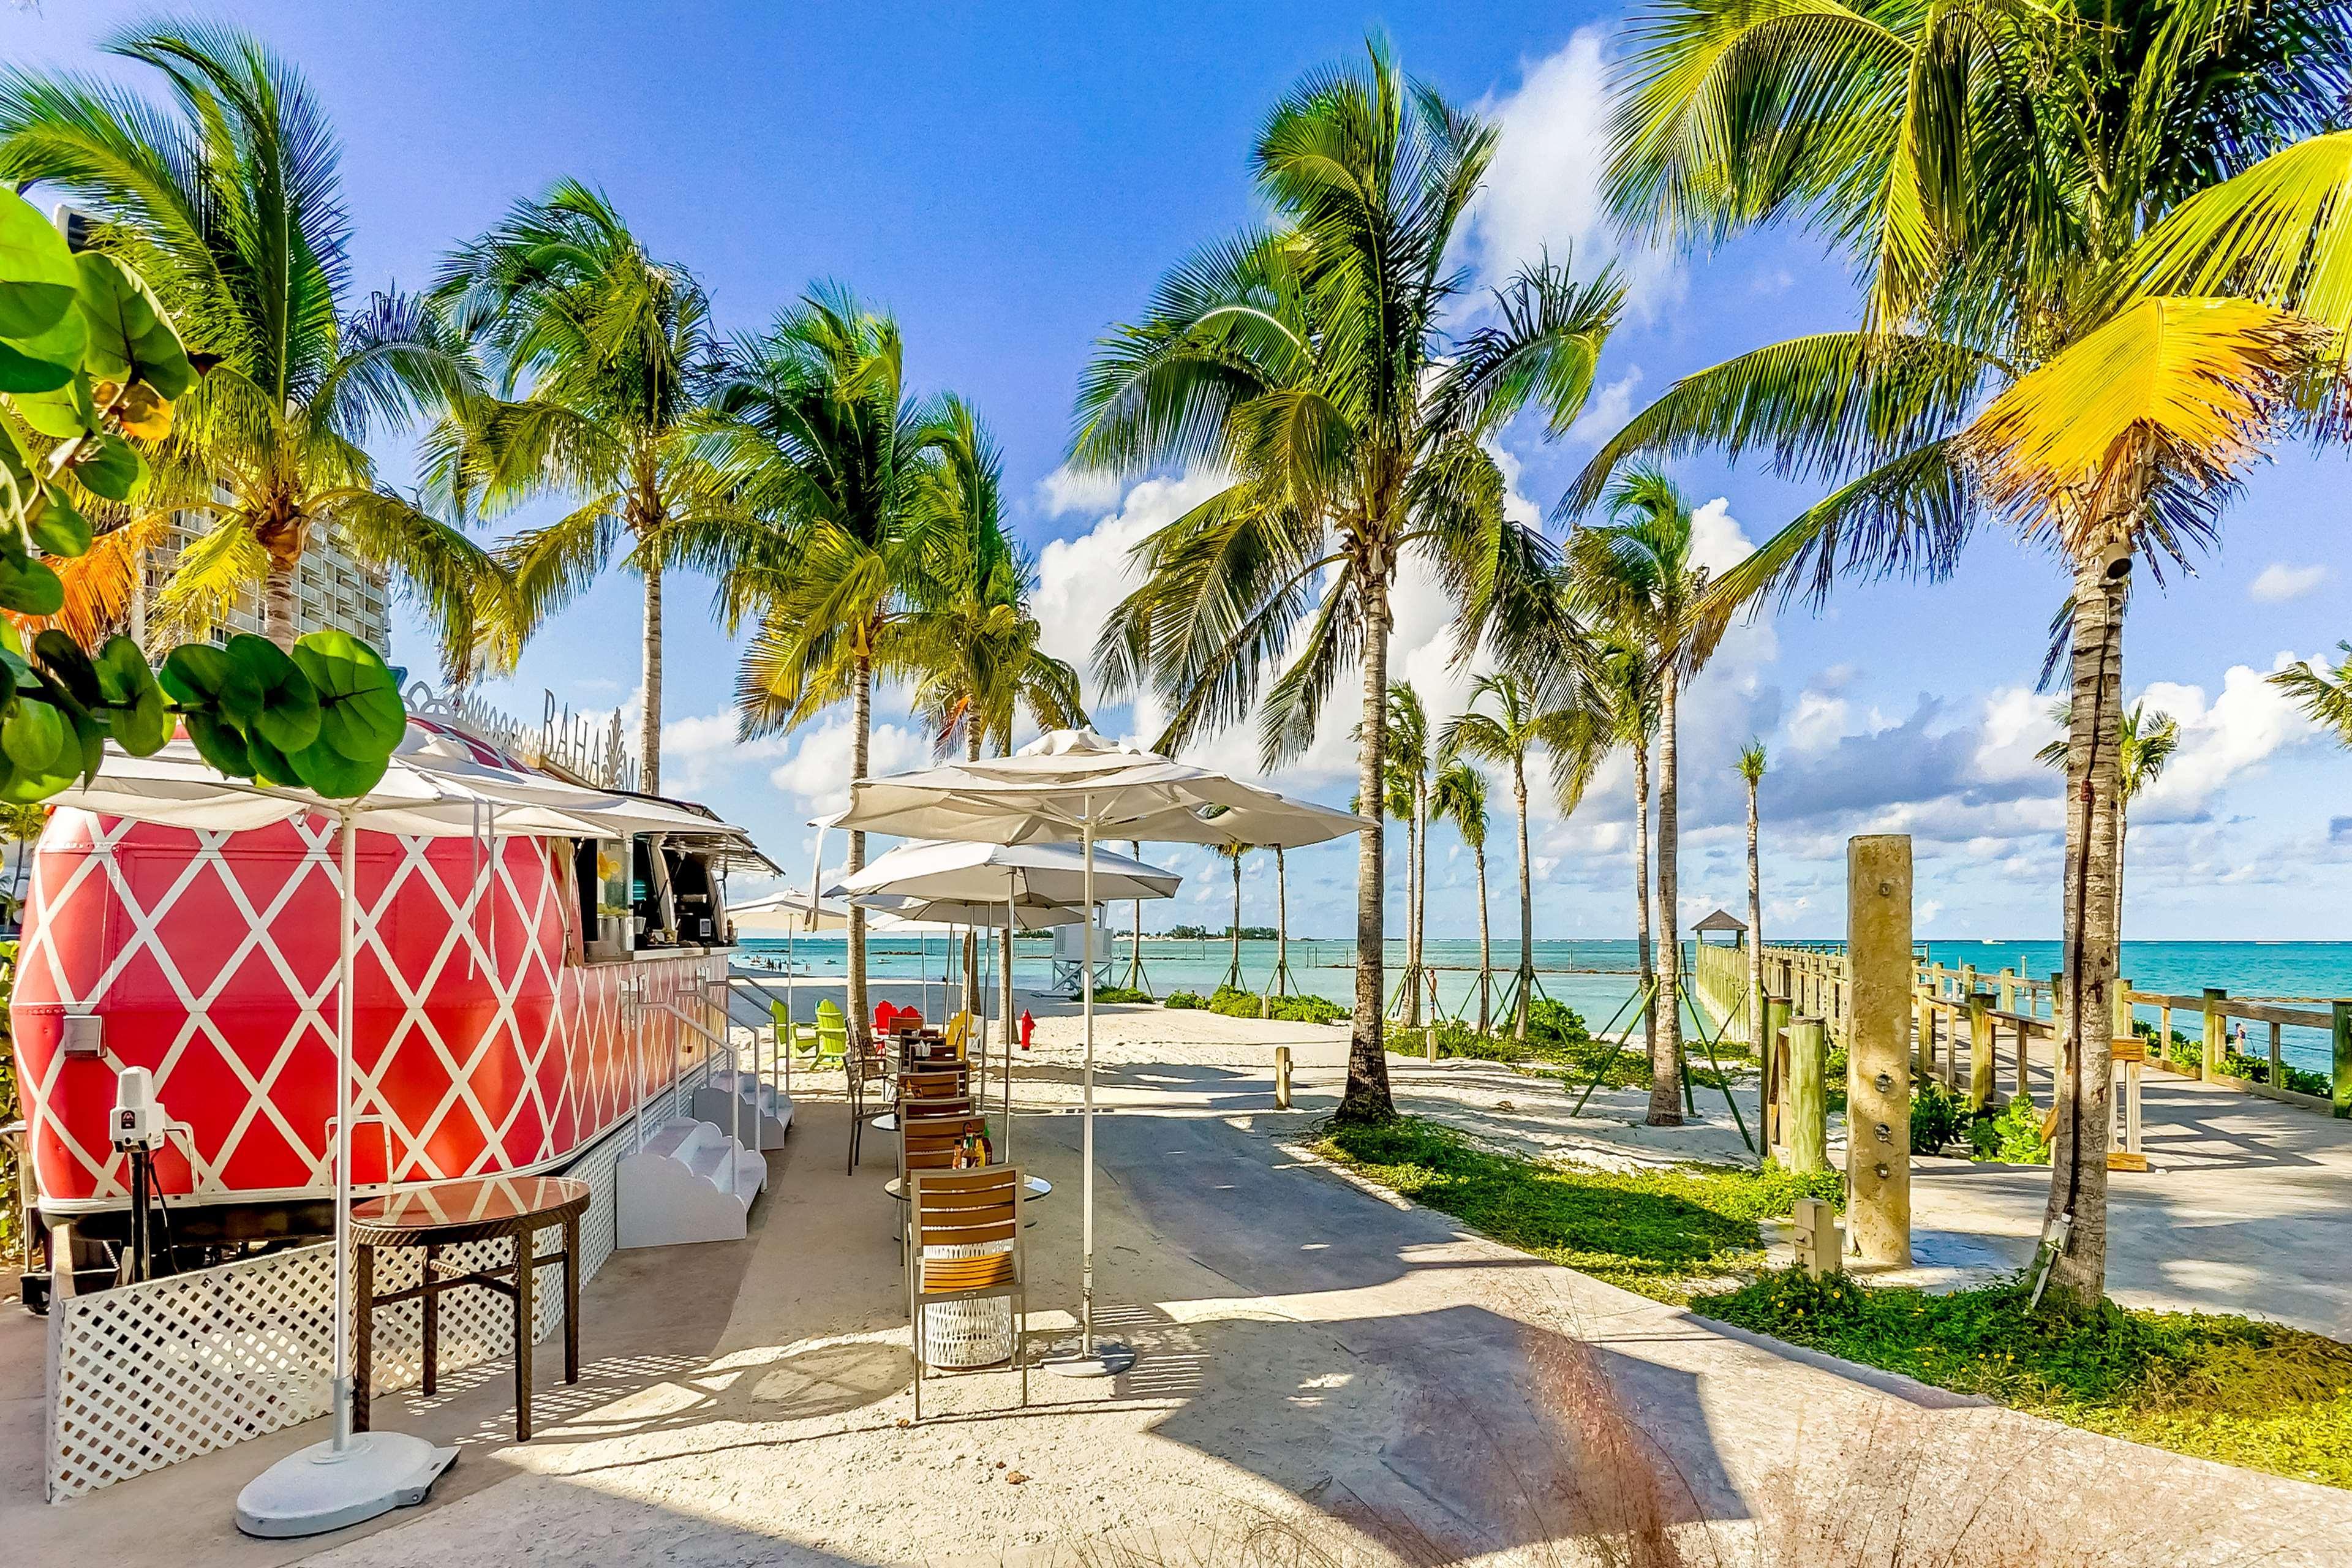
1046;804;1135;1378
236;812;456;1537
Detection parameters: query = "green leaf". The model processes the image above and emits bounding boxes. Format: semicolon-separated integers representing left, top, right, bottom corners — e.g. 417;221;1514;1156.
225;633;321;753
290;630;404;764
160;642;264;726
181;710;253;778
243;729;302;789
0;302;85;393
14;373;97;440
2;696;67;774
74;252;194;402
70;432;145;502
93;636;167;756
0;188;82;341
33;630;99;707
285;737;390;797
0;556;64;616
31;488;90;558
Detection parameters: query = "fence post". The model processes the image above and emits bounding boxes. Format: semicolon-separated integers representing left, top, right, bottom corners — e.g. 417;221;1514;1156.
2202;987;2227;1078
1912;992;1932;1079
1968;990;1996;1109
1275;1046;1292;1109
1997;967;2016;1015
1785;1017;1828;1174
1847;835;1912;1267
2333;1002;2352;1119
1763;990;1792;1147
2112;976;2135;1055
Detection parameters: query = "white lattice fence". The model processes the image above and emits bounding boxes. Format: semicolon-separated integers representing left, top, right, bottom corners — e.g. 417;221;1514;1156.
42;1052;714;1501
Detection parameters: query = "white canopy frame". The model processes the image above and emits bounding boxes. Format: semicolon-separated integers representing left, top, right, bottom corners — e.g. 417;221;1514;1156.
831;729;1358;1379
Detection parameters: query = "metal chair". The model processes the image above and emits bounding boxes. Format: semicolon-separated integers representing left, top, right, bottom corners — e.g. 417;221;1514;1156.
905;1162;1028;1420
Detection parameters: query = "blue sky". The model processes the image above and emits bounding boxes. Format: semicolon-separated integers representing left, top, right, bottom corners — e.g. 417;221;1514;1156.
8;2;2350;941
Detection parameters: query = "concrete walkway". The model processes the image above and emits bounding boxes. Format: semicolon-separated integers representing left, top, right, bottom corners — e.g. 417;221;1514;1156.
9;1023;2352;1566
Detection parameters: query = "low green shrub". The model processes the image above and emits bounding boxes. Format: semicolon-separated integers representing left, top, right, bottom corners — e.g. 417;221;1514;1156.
1966;1095;2050;1164
1089;985;1155;1004
1909;1080;1969;1154
1259;990;1348;1024
1163;990;1205;1010
1696;1269;2352;1490
1318;1115;1838;1300
2217;1049;2331;1098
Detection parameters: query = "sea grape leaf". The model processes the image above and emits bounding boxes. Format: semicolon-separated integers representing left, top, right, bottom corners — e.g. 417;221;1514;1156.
70;431;145;502
0;303;85;393
181;710;252;778
160;641;265;726
225;633;320;753
0;188;81;341
74;252;194;401
290;630;404;765
1;695;67;774
286;736;389;797
31;486;90;558
12;371;96;440
34;630;100;708
93;636;167;755
0;555;64;616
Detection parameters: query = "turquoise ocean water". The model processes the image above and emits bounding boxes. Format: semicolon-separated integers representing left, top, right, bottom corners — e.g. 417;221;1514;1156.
741;934;2352;1073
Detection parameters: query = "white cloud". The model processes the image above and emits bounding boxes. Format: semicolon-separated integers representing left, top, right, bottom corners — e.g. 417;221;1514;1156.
1472;29;1681;315
659;710;789;795
1030;470;1232;678
1688;497;1753;576
1034;464;1130;519
1565;366;1643;446
1972;685;2060;783
1787;692;1851;753
766;714;929;820
2249;562;2327;603
2135;658;2317;814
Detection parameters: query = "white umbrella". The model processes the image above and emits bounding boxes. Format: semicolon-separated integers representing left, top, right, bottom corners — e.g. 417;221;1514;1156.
53;731;753;1537
831;728;1360;1376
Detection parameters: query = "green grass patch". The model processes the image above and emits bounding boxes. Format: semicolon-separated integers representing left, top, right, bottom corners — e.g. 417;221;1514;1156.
1089;985;1156;1004
1696;1270;2352;1490
1316;1115;1839;1301
1163;985;1346;1022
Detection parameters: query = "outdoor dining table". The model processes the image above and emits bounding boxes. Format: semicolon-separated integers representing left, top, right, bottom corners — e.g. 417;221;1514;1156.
350;1174;590;1443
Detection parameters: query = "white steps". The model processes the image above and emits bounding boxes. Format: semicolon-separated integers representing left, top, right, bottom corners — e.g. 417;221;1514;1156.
616;1117;767;1248
692;1070;793;1150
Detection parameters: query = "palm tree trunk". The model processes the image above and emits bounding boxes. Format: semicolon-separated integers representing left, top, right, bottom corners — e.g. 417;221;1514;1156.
1474;846;1491;1036
639;559;663;796
1274;847;1290;1001
1513;761;1532;1041
963;726;983;1020
2041;556;2127;1312
1227;853;1243;990
1339;597;1393;1123
1635;737;1673;1124
1403;811;1422;1025
262;554;300;649
1746;771;1765;1065
1654;667;1686;1126
1128;839;1145;992
1411;790;1430;1025
846;652;872;1047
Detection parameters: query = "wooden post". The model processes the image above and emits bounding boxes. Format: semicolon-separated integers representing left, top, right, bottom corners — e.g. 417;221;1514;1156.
1967;991;1996;1109
1763;990;1792;1147
2112;976;2135;1055
1912;992;1932;1078
2271;1020;2284;1088
1785;1017;1828;1174
1847;835;1912;1268
2202;987;2226;1078
1275;1045;1292;1109
2332;1002;2352;1120
1998;967;2016;1015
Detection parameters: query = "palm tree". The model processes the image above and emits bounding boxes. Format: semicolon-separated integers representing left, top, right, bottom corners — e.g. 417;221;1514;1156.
1433;760;1492;1033
903;398;1087;763
1568;469;1714;1125
2037;701;2177;943
1267;845;1295;1006
1077;42;1620;1121
1440;672;1593;1039
1738;740;1768;1086
1583;0;2343;1305
430;179;719;785
0;22;489;672
1385;683;1433;1025
690;286;943;1045
1213;841;1250;990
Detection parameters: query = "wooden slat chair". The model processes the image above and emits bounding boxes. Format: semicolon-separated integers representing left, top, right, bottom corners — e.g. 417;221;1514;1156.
836;1001;888;1175
905;1163;1028;1419
896;1065;972;1120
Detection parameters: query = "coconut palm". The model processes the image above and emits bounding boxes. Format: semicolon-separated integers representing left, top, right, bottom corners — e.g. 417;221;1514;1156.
0;22;491;672
1385;683;1433;1025
1567;469;1714;1125
429;179;721;785
1440;671;1595;1039
1077;43;1621;1121
903;399;1087;763
1215;841;1248;990
1582;0;2346;1305
683;286;944;1044
1432;759;1493;1033
1738;741;1768;1096
2037;701;2177;943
